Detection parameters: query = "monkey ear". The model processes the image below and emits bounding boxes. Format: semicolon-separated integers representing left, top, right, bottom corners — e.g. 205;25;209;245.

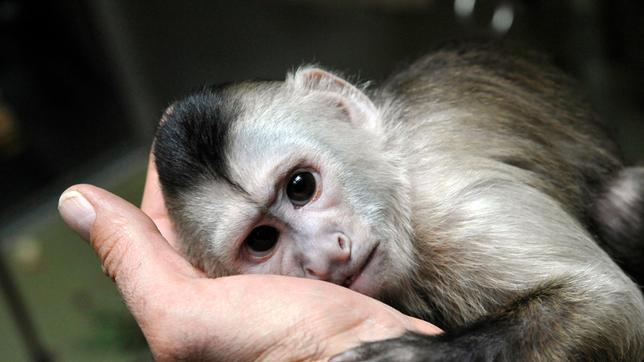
293;67;380;133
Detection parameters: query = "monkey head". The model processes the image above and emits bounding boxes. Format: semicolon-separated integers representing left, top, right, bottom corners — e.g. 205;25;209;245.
154;68;416;299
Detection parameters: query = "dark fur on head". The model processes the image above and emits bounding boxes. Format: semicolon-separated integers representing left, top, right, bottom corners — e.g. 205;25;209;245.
154;83;239;198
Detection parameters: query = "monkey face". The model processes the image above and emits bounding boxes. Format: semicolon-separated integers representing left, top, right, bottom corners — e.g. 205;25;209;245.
231;161;385;297
171;136;388;297
156;68;417;299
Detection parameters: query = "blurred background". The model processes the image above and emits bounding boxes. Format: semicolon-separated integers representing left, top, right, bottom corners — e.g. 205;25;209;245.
0;1;642;360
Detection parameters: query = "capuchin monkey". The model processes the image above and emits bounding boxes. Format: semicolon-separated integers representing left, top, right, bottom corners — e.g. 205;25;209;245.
153;44;644;361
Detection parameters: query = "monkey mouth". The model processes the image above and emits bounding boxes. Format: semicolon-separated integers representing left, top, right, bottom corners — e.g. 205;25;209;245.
343;243;379;291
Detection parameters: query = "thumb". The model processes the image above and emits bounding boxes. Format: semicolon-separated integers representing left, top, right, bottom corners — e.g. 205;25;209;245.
58;184;201;310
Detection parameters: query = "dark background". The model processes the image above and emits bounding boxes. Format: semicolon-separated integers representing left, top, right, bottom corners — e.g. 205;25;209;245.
0;1;642;360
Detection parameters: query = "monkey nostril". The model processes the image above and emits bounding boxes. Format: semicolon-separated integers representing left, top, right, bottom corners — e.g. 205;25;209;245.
335;234;351;263
337;234;351;251
305;267;330;281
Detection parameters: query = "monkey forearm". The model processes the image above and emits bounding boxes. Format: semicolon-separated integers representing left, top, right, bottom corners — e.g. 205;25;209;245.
333;279;644;361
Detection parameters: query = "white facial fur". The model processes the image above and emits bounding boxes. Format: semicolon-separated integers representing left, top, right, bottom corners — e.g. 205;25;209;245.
173;68;415;298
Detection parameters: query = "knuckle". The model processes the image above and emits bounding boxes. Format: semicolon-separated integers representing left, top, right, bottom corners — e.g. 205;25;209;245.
91;217;137;280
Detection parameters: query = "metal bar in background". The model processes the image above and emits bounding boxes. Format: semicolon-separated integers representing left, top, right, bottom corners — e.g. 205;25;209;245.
89;0;158;141
0;249;53;362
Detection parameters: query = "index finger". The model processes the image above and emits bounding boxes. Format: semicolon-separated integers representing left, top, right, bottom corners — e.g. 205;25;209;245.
141;150;177;246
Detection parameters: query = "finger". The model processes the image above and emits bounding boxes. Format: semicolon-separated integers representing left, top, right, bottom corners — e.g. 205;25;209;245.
141;151;176;245
408;316;443;335
58;184;202;305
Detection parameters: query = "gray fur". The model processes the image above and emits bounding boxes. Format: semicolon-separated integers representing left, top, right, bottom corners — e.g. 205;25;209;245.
155;46;644;360
593;166;644;284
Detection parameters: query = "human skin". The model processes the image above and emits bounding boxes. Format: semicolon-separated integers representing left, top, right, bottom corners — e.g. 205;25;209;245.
57;152;441;361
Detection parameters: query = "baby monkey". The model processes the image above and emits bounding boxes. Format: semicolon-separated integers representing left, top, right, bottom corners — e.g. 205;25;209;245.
154;44;644;361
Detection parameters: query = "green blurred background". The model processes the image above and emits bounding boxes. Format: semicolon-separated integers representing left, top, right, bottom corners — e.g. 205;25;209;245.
0;167;149;361
1;1;643;360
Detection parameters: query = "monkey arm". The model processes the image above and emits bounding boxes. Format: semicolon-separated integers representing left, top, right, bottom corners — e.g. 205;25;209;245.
332;278;642;361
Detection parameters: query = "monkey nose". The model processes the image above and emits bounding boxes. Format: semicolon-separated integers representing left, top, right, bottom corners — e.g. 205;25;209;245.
303;233;351;281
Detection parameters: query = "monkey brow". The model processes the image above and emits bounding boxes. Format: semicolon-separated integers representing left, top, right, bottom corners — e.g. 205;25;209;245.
222;172;274;213
221;173;251;198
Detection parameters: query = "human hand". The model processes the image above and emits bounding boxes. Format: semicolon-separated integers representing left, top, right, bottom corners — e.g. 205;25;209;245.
57;157;441;361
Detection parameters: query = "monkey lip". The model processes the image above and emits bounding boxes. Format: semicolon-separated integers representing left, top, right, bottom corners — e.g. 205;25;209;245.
343;244;379;293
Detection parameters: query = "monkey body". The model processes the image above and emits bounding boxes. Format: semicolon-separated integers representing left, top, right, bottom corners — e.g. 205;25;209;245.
154;45;644;360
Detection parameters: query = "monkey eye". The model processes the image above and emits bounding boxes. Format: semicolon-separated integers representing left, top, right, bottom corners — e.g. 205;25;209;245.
245;225;279;257
286;171;317;206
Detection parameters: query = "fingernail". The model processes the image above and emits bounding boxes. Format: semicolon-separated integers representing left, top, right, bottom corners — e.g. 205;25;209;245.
58;190;96;241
